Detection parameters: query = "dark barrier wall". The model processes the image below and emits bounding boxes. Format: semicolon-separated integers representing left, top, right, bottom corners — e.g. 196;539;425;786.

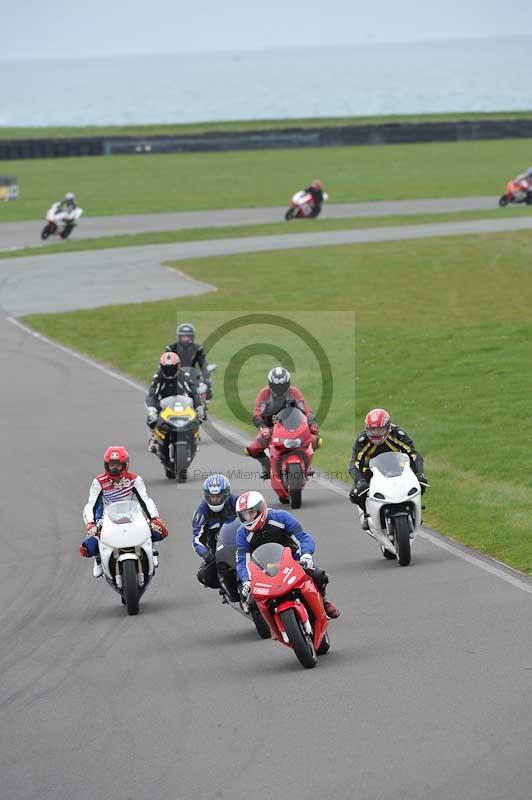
2;119;532;160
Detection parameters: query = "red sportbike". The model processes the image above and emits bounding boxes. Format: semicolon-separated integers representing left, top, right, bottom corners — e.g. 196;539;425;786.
499;179;532;207
284;190;329;220
269;405;315;508
249;543;330;668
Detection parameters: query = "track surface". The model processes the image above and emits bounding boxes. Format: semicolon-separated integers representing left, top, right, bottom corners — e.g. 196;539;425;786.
0;195;500;250
3;199;532;799
2;315;532;800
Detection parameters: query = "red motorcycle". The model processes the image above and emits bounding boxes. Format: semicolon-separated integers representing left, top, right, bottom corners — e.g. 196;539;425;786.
498;179;532;207
269;405;315;508
284;190;328;220
248;542;330;668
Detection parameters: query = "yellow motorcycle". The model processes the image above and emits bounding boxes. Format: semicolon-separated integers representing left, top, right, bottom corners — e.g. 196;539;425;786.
152;395;201;482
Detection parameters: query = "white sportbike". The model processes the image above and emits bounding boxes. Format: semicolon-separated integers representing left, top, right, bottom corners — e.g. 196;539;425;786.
363;452;425;566
98;500;156;614
41;203;83;240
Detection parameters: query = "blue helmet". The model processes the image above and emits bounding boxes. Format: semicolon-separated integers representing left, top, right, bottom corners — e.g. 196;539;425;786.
203;474;231;512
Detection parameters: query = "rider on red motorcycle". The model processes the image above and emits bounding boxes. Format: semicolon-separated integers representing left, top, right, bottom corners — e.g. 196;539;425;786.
235;490;340;619
304;179;325;217
245;367;320;479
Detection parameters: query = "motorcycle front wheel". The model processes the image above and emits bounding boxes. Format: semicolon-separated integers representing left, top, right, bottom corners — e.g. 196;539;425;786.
393;516;411;566
280;607;317;668
41;223;53;240
284;207;296;221
498;195;510;207
121;560;140;615
287;462;304;508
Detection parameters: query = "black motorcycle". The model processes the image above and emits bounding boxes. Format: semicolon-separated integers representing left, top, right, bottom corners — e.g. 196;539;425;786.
216;520;271;639
152;395;200;482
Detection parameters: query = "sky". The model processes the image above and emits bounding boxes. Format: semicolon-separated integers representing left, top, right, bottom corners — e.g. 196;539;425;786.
2;0;532;60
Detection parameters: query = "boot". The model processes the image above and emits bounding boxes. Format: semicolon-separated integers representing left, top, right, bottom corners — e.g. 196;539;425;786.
257;456;270;480
357;507;370;531
92;556;103;578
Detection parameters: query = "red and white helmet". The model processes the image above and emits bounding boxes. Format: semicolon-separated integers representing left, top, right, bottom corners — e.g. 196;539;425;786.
236;490;268;532
364;408;391;445
103;446;129;478
160;351;180;378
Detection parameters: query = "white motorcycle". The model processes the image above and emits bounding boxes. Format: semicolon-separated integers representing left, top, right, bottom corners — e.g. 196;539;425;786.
284;190;329;220
363;452;425;566
41;203;83;240
98;500;156;615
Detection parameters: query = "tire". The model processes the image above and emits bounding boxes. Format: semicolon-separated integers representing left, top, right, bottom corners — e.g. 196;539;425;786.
287;462;304;509
393;516;411;566
526;194;532;206
498;195;509;207
122;560;139;615
171;444;188;483
41;224;52;240
60;225;73;239
284;207;296;221
249;604;271;639
280;607;317;668
317;631;330;655
165;467;176;479
381;545;396;560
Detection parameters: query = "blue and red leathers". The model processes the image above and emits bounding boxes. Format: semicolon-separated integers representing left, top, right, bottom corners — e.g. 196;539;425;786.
192;493;240;558
236;508;315;583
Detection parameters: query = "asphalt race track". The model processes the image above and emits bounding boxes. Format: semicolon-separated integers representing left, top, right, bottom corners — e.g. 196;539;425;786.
0;195;500;251
2;203;532;800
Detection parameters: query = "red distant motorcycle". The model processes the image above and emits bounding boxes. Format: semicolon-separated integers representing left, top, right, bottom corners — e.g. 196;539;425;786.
284;189;329;220
498;179;532;207
269;405;315;508
248;542;330;668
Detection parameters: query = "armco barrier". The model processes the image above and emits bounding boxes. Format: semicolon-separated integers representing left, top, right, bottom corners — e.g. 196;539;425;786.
1;120;532;160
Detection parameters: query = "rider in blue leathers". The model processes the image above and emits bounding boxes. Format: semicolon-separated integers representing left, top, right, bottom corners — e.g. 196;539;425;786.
192;474;239;588
235;490;340;618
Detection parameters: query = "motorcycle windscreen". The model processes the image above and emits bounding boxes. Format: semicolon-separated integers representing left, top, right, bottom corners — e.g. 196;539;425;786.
217;519;240;547
274;405;305;431
105;500;142;524
369;452;410;477
160;394;194;411
251;542;284;577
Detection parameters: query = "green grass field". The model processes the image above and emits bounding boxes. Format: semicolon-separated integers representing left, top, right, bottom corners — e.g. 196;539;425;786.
2;111;531;139
1;205;528;261
1;137;530;222
23;230;532;572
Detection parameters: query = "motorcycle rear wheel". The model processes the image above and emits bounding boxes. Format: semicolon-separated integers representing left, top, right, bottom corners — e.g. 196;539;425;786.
280;607;317;668
60;224;74;239
122;560;140;615
393;516;411;566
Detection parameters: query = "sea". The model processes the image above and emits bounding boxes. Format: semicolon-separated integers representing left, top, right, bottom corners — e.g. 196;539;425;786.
1;36;531;128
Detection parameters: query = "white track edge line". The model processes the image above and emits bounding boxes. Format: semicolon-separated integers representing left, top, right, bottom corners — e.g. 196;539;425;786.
8;315;532;596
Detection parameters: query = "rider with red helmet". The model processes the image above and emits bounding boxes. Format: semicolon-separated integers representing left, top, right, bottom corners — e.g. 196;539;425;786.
304;179;326;217
235;490;340;618
80;446;169;577
246;366;320;479
348;408;427;529
145;351;203;452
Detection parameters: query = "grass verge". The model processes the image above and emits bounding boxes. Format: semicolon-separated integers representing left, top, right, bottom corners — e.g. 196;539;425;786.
1;137;530;222
23;230;532;572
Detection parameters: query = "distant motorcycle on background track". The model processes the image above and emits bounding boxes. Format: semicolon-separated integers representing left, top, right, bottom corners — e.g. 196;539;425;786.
498;179;532;207
41;202;83;239
284;190;328;220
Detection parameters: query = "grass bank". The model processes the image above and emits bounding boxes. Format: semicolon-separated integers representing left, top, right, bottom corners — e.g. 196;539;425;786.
1;137;529;222
2;111;532;140
23;230;532;572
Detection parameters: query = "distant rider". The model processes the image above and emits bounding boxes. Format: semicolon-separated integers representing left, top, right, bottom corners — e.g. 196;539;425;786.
304;179;326;217
192;474;239;589
235;491;340;619
165;323;208;378
80;446;169;577
145;352;204;452
246;366;320;479
348;408;427;530
513;167;532;189
53;192;78;214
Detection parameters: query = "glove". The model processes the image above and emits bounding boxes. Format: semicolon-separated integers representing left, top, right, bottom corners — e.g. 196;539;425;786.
356;479;369;495
85;521;100;537
299;554;314;570
259;427;271;441
146;406;158;424
79;543;90;558
203;551;214;564
196;405;205;421
150;518;169;538
309;422;320;435
418;474;428;495
241;581;251;599
349;486;358;504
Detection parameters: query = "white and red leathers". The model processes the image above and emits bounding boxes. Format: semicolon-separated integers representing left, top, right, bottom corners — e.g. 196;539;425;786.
83;471;159;526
